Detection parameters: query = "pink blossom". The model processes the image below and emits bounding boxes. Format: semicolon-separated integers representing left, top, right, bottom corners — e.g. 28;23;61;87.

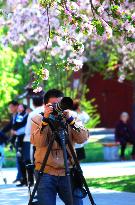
131;13;135;21
93;0;100;7
98;6;105;15
42;68;49;80
116;7;125;15
76;1;81;6
0;17;5;27
33;86;43;93
118;74;126;83
1;0;135;81
68;16;73;23
67;58;83;71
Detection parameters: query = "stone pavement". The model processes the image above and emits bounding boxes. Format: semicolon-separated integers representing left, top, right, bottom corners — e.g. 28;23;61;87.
0;184;135;205
0;161;135;205
1;161;135;183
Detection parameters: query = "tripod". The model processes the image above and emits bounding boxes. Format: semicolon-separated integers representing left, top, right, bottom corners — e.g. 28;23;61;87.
28;117;96;205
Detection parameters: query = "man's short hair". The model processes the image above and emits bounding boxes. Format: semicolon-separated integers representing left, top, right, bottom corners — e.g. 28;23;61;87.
32;96;43;107
8;100;19;106
44;89;64;104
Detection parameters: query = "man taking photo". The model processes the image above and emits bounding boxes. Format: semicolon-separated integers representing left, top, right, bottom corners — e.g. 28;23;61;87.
30;89;89;205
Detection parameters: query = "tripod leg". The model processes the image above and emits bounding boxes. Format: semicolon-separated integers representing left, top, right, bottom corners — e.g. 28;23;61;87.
60;137;73;205
28;135;55;205
67;140;96;205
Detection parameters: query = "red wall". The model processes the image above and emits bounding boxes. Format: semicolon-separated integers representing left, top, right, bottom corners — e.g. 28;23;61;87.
87;74;133;128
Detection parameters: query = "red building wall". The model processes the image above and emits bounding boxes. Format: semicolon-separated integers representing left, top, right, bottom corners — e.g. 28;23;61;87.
87;74;133;128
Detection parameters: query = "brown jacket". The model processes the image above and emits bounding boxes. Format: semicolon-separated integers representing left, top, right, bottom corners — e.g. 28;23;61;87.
30;114;89;176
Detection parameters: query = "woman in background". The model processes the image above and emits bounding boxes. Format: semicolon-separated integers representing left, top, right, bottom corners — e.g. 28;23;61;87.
115;112;135;160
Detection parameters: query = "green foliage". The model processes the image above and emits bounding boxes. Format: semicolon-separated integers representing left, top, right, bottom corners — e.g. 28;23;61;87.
83;142;104;162
0;46;21;120
85;39;119;79
3;145;16;167
39;0;54;7
87;175;135;193
81;98;101;128
13;49;30;94
0;0;5;8
92;19;105;36
0;30;30;120
107;50;119;70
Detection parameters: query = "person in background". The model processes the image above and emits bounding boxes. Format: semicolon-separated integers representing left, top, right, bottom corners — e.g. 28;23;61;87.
0;100;23;183
1;100;19;145
25;95;44;161
115;112;135;160
11;103;28;186
24;95;44;186
71;99;90;161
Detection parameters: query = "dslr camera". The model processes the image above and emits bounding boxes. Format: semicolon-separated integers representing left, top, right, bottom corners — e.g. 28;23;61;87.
51;97;73;115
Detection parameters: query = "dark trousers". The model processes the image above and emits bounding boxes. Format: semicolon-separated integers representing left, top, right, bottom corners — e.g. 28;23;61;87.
23;142;34;185
16;136;27;183
120;138;135;157
16;155;22;180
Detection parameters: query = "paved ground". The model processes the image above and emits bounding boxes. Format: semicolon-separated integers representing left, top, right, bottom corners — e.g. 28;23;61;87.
1;161;135;184
81;161;135;178
0;185;135;205
0;161;135;205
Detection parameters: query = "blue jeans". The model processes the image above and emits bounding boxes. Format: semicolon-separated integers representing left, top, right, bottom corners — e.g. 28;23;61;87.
35;172;83;205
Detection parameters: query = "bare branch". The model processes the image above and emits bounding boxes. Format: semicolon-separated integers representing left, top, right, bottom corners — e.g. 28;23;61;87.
89;0;96;18
46;6;51;51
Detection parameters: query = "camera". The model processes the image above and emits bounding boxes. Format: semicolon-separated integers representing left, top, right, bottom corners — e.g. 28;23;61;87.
52;97;73;115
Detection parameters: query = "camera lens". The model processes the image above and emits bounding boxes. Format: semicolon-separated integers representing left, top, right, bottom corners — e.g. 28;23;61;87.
53;97;73;114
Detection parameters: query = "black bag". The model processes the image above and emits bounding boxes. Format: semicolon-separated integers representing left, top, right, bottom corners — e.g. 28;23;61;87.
70;166;87;198
70;166;83;188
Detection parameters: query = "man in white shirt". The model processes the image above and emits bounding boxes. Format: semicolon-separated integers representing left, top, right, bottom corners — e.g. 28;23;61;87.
23;96;44;186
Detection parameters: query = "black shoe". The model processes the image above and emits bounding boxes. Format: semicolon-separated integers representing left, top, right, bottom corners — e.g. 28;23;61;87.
13;179;21;183
3;178;7;184
16;181;27;187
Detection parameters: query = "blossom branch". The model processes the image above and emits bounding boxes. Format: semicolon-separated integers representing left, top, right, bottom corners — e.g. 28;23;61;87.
45;6;51;51
89;0;96;17
42;5;51;67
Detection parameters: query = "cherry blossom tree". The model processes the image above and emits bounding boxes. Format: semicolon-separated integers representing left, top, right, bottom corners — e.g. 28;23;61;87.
0;0;134;89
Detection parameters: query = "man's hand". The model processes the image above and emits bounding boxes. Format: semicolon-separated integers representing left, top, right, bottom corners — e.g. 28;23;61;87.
44;103;53;118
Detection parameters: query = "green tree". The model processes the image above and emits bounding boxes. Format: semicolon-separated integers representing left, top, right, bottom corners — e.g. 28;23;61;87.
0;46;21;120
